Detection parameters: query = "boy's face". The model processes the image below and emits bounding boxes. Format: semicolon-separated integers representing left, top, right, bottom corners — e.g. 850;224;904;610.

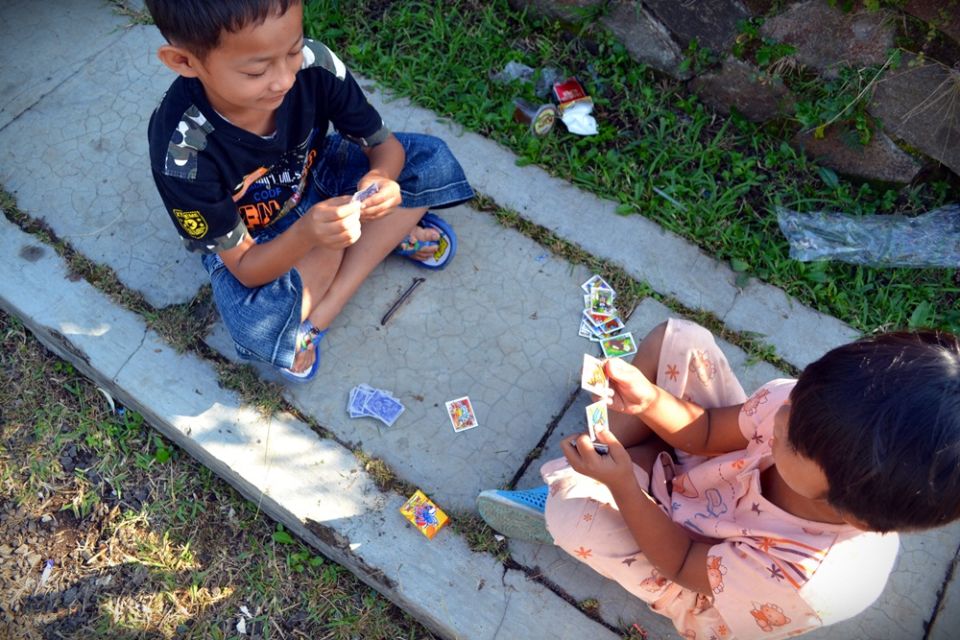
187;3;304;122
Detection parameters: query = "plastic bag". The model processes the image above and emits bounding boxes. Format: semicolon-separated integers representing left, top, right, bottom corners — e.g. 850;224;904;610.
776;205;960;268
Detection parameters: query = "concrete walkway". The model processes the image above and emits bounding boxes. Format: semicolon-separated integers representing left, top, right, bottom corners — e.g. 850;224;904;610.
1;1;957;638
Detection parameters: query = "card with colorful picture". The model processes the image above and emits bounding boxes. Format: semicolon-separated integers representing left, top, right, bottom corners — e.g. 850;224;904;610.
580;354;608;396
596;316;625;335
583;309;614;327
581;275;613;294
445;396;479;432
600;332;638;359
588;288;616;314
400;490;449;539
584;399;610;454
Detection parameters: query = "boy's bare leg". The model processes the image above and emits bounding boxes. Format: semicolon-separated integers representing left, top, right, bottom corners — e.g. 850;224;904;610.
288;206;431;372
610;321;669;450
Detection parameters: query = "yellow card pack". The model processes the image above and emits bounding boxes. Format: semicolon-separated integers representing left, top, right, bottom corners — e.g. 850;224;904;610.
400;490;449;539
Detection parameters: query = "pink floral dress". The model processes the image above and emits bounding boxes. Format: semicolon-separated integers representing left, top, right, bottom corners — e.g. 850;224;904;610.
542;319;899;639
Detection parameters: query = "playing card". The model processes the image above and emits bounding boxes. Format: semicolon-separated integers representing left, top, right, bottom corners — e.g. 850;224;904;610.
596;316;625;335
583;309;614;327
581;354;608;396
445;396;479;432
600;332;638;359
581;275;613;294
578;318;594;339
363;390;405;426
588;288;616;314
400;490;449;539
352;182;380;202
584;399;610;454
348;384;375;418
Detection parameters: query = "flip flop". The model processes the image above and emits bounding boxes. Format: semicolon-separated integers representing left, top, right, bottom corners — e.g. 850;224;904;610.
279;320;327;383
392;212;457;270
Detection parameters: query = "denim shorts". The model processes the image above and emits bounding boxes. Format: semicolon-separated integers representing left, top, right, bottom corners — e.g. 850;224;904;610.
202;132;474;368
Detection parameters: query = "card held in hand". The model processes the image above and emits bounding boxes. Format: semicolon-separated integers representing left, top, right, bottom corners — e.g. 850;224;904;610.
584;399;610;455
580;353;609;397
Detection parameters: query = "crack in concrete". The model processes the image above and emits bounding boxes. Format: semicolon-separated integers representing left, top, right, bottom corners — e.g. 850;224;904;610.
923;538;960;639
112;324;149;382
0;30;127;135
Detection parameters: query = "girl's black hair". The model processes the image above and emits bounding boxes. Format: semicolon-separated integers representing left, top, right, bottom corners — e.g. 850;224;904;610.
789;331;960;532
145;0;302;58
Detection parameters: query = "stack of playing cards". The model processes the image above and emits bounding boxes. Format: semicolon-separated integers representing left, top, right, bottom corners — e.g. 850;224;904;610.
581;354;611;454
347;384;405;427
578;275;638;359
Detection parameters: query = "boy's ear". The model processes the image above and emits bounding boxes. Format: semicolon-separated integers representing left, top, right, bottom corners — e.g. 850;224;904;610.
156;44;203;78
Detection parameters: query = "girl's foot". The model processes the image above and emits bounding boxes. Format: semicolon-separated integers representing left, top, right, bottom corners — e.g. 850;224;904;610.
476;486;554;545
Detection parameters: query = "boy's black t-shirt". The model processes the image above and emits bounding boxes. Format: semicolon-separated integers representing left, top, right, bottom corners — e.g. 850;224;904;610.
148;40;389;253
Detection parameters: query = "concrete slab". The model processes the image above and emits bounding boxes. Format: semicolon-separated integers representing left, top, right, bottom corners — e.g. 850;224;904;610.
0;0;131;129
208;204;596;513
0;24;204;309
0;213;619;640
361;83;861;371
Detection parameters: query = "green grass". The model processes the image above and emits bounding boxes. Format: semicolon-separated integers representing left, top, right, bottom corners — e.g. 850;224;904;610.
0;311;434;640
303;0;959;335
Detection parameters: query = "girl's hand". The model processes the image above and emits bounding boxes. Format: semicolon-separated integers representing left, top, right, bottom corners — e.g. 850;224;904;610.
560;428;637;494
604;357;658;416
356;175;402;221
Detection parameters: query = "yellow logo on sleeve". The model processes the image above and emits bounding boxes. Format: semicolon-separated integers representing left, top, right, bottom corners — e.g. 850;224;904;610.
173;209;208;238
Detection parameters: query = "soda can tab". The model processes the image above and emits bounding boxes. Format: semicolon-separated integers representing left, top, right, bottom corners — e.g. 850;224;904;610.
513;98;558;136
552;77;594;115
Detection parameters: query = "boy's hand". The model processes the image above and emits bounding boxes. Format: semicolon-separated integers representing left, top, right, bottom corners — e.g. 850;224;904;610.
604;357;658;416
304;196;362;249
356;175;401;221
561;429;637;493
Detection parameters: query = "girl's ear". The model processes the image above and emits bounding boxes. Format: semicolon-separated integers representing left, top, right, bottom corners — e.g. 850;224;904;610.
156;44;202;78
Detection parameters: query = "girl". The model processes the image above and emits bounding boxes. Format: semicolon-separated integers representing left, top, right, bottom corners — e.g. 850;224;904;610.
478;319;960;639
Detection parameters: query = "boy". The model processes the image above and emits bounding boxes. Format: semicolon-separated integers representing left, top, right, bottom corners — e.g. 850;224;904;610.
145;0;473;381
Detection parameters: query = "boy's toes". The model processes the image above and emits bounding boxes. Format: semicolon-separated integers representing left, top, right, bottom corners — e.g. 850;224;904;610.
291;346;315;373
409;227;441;261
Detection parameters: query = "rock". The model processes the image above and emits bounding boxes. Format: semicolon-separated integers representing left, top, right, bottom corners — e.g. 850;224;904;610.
506;0;605;24
903;0;960;46
600;1;690;80
690;56;795;122
741;0;776;14
643;0;751;52
792;127;922;184
761;0;894;76
0;544;11;556
869;55;960;176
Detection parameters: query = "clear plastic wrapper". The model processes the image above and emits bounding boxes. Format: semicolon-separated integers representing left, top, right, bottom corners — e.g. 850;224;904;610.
776;205;960;268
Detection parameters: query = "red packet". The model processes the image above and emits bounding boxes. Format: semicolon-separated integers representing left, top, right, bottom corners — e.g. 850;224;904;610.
552;77;593;114
400;490;449;539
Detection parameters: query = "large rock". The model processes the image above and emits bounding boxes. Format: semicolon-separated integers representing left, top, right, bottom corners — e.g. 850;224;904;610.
869;55;960;176
761;0;894;76
903;0;960;46
600;0;689;80
643;0;751;52
506;0;605;24
690;56;795;122
792;127;923;184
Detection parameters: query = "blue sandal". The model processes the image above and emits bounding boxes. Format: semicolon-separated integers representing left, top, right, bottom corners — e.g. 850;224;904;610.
392;212;457;270
476;486;554;545
279;320;327;383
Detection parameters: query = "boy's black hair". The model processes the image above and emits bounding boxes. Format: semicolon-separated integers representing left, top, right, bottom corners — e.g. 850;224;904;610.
144;0;302;58
789;330;960;533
